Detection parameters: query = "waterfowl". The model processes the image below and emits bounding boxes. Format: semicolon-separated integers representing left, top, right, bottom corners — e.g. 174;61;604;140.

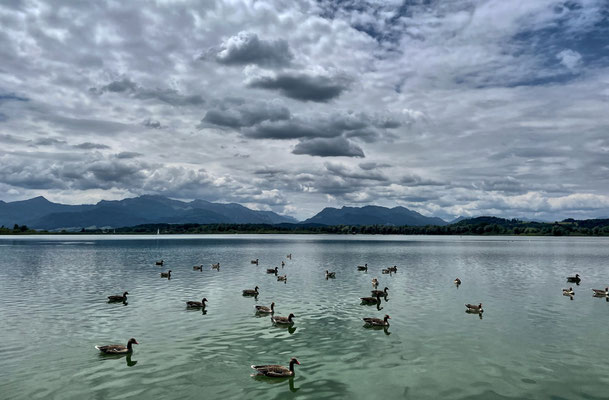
193;265;203;271
562;287;574;295
371;287;389;297
255;302;275;314
96;338;138;354
325;270;336;278
357;264;368;271
186;298;207;308
388;266;398;273
160;270;171;278
592;287;609;296
567;274;581;283
271;313;295;325
277;275;287;282
251;259;259;265
155;260;164;266
108;291;128;302
381;269;391;274
371;278;379;288
251;357;300;378
243;286;259;296
363;314;390;327
287;254;292;260
465;303;483;312
267;267;279;274
454;278;461;285
281;261;285;267
361;294;382;305
211;263;220;270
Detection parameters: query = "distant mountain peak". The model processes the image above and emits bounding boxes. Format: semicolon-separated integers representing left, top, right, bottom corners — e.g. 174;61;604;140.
303;204;446;226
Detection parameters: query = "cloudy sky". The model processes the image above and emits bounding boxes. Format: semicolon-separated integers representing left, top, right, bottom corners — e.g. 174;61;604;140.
1;0;608;221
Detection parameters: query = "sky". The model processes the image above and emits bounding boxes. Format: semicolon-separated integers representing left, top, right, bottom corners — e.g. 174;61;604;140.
0;0;608;221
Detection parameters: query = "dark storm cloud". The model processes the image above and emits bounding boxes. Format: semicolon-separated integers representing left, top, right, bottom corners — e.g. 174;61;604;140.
201;100;291;129
142;119;162;129
325;162;387;181
73;142;110;150
359;162;391;170
94;79;204;107
247;72;351;102
292;137;364;157
0;93;29;102
243;120;329;140
211;32;293;67
34;137;66;146
400;174;445;187
116;151;142;159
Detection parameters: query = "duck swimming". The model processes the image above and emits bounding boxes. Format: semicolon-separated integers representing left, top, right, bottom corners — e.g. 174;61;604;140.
361;294;382;305
193;265;203;271
186;298;207;308
363;314;390;327
255;302;275;314
371;287;388;297
96;338;138;354
325;270;336;278
160;270;171;278
592;287;609;296
271;313;295;325
267;267;279;274
562;287;574;295
251;357;300;378
107;291;128;302
567;274;581;284
357;264;368;271
243;286;259;296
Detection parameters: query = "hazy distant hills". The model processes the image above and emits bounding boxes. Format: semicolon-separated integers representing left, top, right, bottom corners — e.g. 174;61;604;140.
0;195;297;230
302;205;448;226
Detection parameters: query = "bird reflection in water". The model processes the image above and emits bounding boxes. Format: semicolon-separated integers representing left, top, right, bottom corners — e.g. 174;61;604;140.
98;353;138;367
364;325;391;336
465;309;484;319
252;375;300;393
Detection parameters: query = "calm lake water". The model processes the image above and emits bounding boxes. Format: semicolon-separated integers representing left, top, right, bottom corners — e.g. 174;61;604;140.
1;235;608;399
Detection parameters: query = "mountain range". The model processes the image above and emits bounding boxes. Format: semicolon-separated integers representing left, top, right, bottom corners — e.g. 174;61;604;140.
0;195;449;230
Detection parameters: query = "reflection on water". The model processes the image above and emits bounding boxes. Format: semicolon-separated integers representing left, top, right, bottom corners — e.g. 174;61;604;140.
1;235;609;399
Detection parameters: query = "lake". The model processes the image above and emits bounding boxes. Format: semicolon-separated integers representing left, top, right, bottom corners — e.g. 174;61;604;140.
0;235;608;399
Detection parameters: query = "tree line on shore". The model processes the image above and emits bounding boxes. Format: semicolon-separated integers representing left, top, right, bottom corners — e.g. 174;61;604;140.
4;216;609;236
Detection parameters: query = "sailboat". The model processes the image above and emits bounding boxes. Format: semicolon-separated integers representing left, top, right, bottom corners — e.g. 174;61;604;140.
157;228;160;235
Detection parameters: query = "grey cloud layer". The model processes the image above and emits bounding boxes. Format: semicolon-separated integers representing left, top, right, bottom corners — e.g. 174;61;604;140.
0;0;608;221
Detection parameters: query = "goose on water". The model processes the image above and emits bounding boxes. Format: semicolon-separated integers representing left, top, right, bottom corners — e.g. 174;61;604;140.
388;266;398;273
251;357;300;378
271;313;295;325
465;303;482;311
567;274;581;283
357;264;368;271
96;338;138;354
267;267;279;274
211;263;220;270
108;291;128;302
562;287;574;295
155;260;164;266
251;259;259;265
186;298;207;308
381;269;391;274
160;270;171;278
255;302;275;314
193;265;203;271
454;278;461;285
592;287;609;296
361;294;382;305
325;270;336;278
287;254;292;260
243;286;259;296
281;261;285;267
363;314;390;327
371;287;389;297
371;278;379;288
277;275;287;282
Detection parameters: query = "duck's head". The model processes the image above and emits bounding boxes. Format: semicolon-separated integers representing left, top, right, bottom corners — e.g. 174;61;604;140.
271;302;275;308
384;287;389;292
128;338;139;345
290;357;301;365
576;274;580;278
288;313;295;319
254;286;259;291
202;297;208;303
384;314;391;320
123;291;129;296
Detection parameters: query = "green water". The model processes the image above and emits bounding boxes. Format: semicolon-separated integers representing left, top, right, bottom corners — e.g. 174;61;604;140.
1;235;608;399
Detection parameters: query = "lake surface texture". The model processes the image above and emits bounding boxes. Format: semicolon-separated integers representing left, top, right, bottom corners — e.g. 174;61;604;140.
1;235;608;399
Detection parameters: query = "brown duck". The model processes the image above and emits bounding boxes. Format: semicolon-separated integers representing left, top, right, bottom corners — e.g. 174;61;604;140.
107;291;128;302
255;302;275;314
357;264;368;271
155;260;164;266
243;286;259;296
271;313;295;325
361;294;382;305
251;357;300;377
193;265;203;271
96;338;138;354
160;270;171;278
186;298;207;308
371;287;388;297
251;259;259;265
267;267;279;274
465;303;482;311
363;314;390;327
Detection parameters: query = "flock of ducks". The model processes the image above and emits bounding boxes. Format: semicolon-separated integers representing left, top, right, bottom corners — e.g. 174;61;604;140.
98;255;608;378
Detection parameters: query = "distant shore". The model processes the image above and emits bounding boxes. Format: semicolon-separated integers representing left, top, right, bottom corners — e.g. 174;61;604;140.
2;219;609;236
